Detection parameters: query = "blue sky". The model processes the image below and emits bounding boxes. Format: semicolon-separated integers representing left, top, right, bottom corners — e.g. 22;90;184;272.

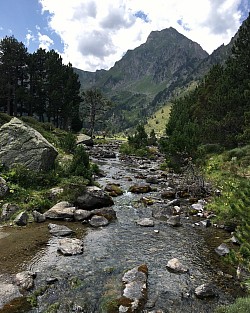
0;0;249;71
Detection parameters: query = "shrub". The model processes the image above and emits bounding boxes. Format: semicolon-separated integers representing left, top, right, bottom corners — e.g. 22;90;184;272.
216;297;250;313
0;112;11;126
198;144;224;155
59;132;77;153
5;164;60;189
68;146;92;181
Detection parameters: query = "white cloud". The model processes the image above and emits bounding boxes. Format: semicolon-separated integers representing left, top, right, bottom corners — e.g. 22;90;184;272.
39;0;246;71
38;32;54;50
25;31;35;47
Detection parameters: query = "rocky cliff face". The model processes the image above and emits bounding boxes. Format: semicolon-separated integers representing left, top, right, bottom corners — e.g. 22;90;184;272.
75;27;235;132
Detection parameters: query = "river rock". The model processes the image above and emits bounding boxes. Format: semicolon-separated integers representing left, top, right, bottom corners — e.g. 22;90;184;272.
136;218;155;227
194;283;217;299
58;238;83;256
153;206;173;220
32;210;46;223
15;271;36;291
104;183;123;197
0;282;21;308
167;215;181;227
14;211;29;226
89;215;109;227
1;203;19;221
48;223;74;237
0;117;58;171
44;201;76;220
76;186;114;210
161;188;176;199
215;243;230;256
129;184;152;194
119;264;148;312
91;207;117;221
145;176;159;184
74;209;92;221
0;177;8;198
166;258;188;273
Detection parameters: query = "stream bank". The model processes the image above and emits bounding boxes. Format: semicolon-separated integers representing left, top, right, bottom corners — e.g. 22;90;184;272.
0;142;245;312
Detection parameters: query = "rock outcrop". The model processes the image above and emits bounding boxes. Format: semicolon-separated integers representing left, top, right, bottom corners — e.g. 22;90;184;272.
0;118;58;171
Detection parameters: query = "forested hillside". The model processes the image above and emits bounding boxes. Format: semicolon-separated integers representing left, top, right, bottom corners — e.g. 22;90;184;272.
165;12;250;159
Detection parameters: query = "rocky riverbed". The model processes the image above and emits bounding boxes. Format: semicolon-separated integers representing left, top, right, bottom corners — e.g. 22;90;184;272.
0;142;246;313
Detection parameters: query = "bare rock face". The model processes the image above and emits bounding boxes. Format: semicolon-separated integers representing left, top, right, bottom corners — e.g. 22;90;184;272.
0;117;58;171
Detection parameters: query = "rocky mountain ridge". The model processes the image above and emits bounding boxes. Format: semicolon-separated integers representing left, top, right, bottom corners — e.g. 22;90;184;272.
75;26;237;132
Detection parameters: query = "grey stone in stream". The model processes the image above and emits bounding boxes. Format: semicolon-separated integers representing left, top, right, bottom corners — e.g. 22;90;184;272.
74;209;92;221
145;176;159;184
199;219;212;227
92;207;117;221
33;210;46;223
0;117;58;171
136;218;155;227
119;264;148;312
153;206;174;220
161;188;176;199
0;177;8;198
0;282;21;308
215;243;230;256
129;184;152;194
14;211;29;226
48;223;74;237
166;258;189;273
167;215;181;227
1;203;19;221
44;201;76;220
76;186;114;210
194;283;217;299
89;215;109;227
15;271;36;291
104;183;123;197
58;238;83;256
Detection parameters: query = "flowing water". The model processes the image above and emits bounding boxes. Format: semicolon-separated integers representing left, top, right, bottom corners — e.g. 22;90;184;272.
0;145;244;312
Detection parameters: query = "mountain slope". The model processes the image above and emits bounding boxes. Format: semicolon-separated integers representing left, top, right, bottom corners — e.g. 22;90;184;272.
75;27;235;133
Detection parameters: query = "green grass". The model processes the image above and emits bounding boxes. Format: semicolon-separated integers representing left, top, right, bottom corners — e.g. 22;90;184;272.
145;102;172;136
215;297;250;313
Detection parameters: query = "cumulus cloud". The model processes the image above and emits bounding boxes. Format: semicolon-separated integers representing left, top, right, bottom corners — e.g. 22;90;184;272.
38;33;54;50
25;30;35;47
39;0;247;71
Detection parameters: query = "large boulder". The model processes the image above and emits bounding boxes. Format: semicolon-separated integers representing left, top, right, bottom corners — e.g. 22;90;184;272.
76;134;94;146
76;186;114;210
1;203;19;222
44;201;76;220
0;118;58;171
